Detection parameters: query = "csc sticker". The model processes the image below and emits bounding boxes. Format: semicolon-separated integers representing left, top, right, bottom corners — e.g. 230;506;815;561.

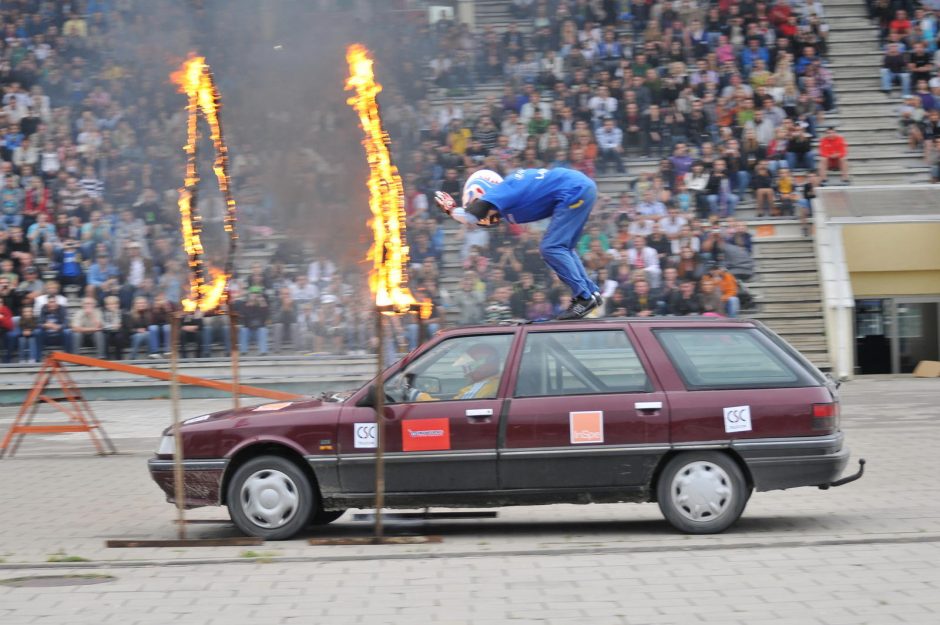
723;405;752;433
569;411;604;444
354;422;377;448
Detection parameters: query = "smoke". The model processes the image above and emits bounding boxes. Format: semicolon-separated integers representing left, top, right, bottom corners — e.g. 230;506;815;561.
106;0;415;268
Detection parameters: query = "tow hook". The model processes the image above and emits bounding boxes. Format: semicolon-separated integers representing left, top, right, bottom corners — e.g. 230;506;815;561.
819;458;866;490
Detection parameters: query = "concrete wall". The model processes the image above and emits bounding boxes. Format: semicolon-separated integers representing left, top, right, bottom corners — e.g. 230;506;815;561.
841;223;940;297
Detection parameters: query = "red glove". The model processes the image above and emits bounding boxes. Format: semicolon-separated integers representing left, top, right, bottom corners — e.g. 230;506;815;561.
434;191;456;216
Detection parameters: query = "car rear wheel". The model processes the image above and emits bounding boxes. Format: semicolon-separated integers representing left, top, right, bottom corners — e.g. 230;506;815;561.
227;456;314;540
656;452;750;534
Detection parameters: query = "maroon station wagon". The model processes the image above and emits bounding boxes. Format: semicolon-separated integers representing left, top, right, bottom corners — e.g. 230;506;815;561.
149;318;864;539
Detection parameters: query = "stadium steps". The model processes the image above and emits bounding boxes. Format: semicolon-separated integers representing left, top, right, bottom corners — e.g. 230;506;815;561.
745;235;829;369
824;4;870;18
824;1;934;190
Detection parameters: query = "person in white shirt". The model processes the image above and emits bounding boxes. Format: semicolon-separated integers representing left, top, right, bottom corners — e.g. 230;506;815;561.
626;236;662;287
671;225;702;255
587;86;618;129
637;190;667;219
595;117;624;174
507;122;528;152
306;258;335;288
519;92;552;124
628;215;654;238
437;100;464;128
289;274;320;307
660;205;689;238
32;281;69;316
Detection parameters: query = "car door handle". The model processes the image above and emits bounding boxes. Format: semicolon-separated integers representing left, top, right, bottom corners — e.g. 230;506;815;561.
634;402;662;412
466;408;493;423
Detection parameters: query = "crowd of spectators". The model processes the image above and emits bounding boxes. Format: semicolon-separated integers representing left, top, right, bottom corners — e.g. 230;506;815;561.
0;1;387;363
0;1;842;364
877;5;940;182
381;0;842;338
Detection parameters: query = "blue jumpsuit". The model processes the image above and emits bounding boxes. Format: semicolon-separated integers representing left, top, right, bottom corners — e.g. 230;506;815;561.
481;168;599;299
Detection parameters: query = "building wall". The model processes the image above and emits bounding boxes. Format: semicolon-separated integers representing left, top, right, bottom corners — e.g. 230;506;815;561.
842;224;940;297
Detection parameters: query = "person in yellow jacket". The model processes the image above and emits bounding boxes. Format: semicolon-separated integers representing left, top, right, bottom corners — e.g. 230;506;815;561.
413;343;502;401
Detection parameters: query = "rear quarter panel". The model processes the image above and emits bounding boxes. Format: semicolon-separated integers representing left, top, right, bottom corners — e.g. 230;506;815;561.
630;320;831;442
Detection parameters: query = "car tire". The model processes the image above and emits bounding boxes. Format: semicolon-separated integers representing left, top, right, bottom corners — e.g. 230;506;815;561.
227;455;314;540
309;509;346;526
656;452;750;534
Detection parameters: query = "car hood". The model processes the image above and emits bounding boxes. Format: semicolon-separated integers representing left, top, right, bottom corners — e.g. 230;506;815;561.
168;397;337;433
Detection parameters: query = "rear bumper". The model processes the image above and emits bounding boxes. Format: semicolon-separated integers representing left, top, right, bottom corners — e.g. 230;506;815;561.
733;433;851;492
148;458;227;508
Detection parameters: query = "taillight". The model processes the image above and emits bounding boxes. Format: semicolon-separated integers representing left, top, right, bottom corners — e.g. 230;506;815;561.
812;403;840;431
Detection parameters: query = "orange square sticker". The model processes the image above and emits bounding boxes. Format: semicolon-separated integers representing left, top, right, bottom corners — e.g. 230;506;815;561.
569;411;604;444
402;418;451;452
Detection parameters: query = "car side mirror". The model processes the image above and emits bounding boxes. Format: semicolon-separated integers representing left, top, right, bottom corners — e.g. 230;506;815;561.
356;386;375;408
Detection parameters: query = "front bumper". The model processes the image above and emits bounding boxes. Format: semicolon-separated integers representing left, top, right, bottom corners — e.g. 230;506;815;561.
733;432;852;492
148;458;228;508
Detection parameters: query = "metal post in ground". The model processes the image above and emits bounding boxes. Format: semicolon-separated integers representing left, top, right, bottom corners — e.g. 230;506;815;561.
228;305;240;410
373;307;386;543
169;313;186;539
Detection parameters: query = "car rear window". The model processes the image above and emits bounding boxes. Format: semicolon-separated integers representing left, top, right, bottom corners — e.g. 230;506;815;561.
515;330;650;397
654;328;817;390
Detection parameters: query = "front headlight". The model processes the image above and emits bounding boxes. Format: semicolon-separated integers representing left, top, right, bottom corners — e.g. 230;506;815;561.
156;434;175;456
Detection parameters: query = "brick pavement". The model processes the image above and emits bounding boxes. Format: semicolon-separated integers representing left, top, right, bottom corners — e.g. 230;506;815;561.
0;541;938;624
0;377;938;623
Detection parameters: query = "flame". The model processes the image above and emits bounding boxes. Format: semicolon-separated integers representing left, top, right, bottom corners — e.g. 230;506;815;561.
345;44;415;314
419;299;433;321
170;55;238;313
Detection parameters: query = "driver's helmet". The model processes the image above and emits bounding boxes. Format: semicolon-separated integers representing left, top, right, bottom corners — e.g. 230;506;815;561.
461;169;504;207
453;343;500;383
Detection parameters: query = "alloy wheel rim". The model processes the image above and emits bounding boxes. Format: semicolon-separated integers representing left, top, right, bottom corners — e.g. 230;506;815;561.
240;469;299;529
670;461;733;523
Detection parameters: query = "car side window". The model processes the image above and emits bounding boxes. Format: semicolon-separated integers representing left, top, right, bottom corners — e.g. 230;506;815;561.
655;328;814;389
385;334;514;403
515;330;650;397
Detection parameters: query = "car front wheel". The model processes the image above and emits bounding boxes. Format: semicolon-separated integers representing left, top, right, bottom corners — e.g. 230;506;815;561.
656;452;750;534
227;455;314;540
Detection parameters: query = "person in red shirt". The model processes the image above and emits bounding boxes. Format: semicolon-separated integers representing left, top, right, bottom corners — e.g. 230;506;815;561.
768;0;792;28
817;126;850;185
889;10;912;38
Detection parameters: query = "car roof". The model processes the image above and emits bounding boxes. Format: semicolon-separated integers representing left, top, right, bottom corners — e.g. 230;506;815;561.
442;316;759;334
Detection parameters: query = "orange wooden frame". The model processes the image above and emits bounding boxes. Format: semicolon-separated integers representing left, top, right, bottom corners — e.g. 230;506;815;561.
0;352;304;458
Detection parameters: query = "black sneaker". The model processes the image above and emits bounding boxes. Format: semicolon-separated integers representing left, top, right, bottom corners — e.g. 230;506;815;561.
593;292;604;309
556;295;600;320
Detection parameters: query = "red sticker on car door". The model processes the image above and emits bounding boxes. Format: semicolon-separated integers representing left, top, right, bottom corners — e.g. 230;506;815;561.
402;418;451;452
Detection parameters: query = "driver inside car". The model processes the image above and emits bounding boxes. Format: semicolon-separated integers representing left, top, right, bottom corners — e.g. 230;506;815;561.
404;343;502;402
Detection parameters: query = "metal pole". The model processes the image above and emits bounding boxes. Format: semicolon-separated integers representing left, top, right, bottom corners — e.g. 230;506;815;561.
373;308;385;543
417;308;425;347
169;313;186;539
228;306;240;410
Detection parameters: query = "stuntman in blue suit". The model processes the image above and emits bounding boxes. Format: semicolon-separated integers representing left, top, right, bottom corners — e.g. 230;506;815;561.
436;168;601;320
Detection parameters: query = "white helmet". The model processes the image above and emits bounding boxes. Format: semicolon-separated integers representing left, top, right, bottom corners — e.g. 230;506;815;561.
461;169;503;207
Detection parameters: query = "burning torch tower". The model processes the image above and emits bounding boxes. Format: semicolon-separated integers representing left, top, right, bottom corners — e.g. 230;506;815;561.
345;43;421;541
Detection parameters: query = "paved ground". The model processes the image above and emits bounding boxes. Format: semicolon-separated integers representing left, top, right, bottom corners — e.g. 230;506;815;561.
0;377;937;624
